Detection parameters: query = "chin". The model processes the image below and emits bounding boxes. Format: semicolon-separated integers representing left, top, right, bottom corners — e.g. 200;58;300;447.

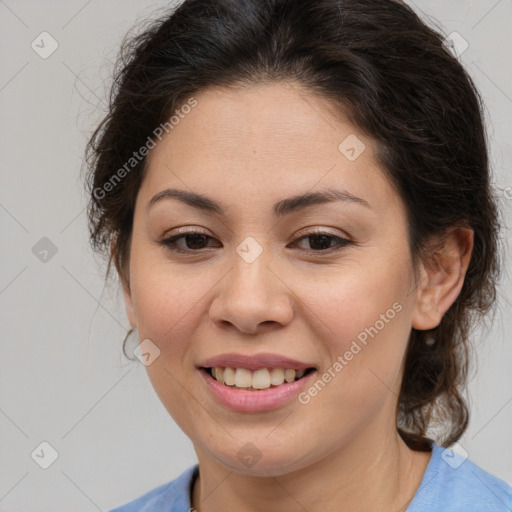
202;436;321;477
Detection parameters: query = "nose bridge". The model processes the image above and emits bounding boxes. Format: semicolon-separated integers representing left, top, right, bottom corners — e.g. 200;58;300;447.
231;244;269;295
209;239;294;333
229;233;274;294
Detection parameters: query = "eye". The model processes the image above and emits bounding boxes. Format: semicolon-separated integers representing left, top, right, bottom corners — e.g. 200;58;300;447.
290;230;352;253
159;229;219;253
158;229;352;254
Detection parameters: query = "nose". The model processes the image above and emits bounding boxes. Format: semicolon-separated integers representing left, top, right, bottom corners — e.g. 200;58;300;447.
209;250;294;335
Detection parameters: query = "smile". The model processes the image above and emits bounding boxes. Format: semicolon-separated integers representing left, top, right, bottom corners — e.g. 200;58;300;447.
204;366;315;391
199;366;317;413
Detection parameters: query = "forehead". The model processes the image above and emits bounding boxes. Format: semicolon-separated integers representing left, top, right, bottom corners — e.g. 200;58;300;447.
140;82;401;218
149;81;361;166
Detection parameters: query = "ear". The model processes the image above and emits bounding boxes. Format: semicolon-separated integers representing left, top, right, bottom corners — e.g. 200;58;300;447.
122;280;138;330
111;237;138;330
412;227;474;330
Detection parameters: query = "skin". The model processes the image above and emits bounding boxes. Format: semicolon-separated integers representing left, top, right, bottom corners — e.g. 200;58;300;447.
121;81;473;512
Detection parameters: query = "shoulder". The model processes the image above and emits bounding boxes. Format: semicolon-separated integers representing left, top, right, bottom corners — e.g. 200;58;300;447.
408;443;512;512
106;465;198;512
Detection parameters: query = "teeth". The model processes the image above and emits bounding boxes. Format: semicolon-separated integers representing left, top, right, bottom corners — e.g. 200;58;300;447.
234;368;252;388
213;367;224;382
270;368;285;386
284;369;296;383
209;366;309;390
223;367;235;386
252;369;271;389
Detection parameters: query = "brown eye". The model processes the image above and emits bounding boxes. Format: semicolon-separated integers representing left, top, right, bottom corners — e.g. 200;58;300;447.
292;231;352;253
160;231;220;253
159;229;351;255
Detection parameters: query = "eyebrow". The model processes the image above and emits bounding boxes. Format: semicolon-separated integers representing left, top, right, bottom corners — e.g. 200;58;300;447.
146;187;371;216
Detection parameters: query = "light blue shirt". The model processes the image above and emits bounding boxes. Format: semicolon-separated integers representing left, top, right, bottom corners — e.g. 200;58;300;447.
107;443;512;511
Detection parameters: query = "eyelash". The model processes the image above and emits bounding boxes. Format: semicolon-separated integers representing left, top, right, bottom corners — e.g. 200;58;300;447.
158;229;352;255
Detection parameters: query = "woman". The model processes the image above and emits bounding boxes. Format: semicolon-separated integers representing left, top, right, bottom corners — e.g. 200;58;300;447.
85;0;512;510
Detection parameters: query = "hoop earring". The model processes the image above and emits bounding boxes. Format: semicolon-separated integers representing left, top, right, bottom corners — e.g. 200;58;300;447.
122;327;139;359
123;327;135;345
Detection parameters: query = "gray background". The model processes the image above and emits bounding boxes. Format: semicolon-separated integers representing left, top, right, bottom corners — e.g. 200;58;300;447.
0;1;511;510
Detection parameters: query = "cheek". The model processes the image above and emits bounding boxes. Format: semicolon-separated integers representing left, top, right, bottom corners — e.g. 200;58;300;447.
301;254;411;348
297;251;413;401
128;259;213;430
128;254;211;356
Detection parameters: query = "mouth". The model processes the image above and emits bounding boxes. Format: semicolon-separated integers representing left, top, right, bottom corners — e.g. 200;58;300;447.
197;353;318;412
201;366;316;391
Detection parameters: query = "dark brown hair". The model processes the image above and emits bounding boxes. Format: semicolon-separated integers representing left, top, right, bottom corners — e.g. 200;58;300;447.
84;0;501;450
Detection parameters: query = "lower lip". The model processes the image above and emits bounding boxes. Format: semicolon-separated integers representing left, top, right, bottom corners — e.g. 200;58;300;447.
199;369;316;413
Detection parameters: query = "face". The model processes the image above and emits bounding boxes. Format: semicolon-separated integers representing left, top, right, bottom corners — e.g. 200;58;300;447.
123;81;424;476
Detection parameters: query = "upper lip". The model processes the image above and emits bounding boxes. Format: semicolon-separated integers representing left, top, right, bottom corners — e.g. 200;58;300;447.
198;353;315;371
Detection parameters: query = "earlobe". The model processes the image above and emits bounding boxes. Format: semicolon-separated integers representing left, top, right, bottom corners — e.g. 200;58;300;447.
412;227;474;331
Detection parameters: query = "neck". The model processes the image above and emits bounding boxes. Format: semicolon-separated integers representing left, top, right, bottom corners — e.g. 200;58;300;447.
191;424;432;512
